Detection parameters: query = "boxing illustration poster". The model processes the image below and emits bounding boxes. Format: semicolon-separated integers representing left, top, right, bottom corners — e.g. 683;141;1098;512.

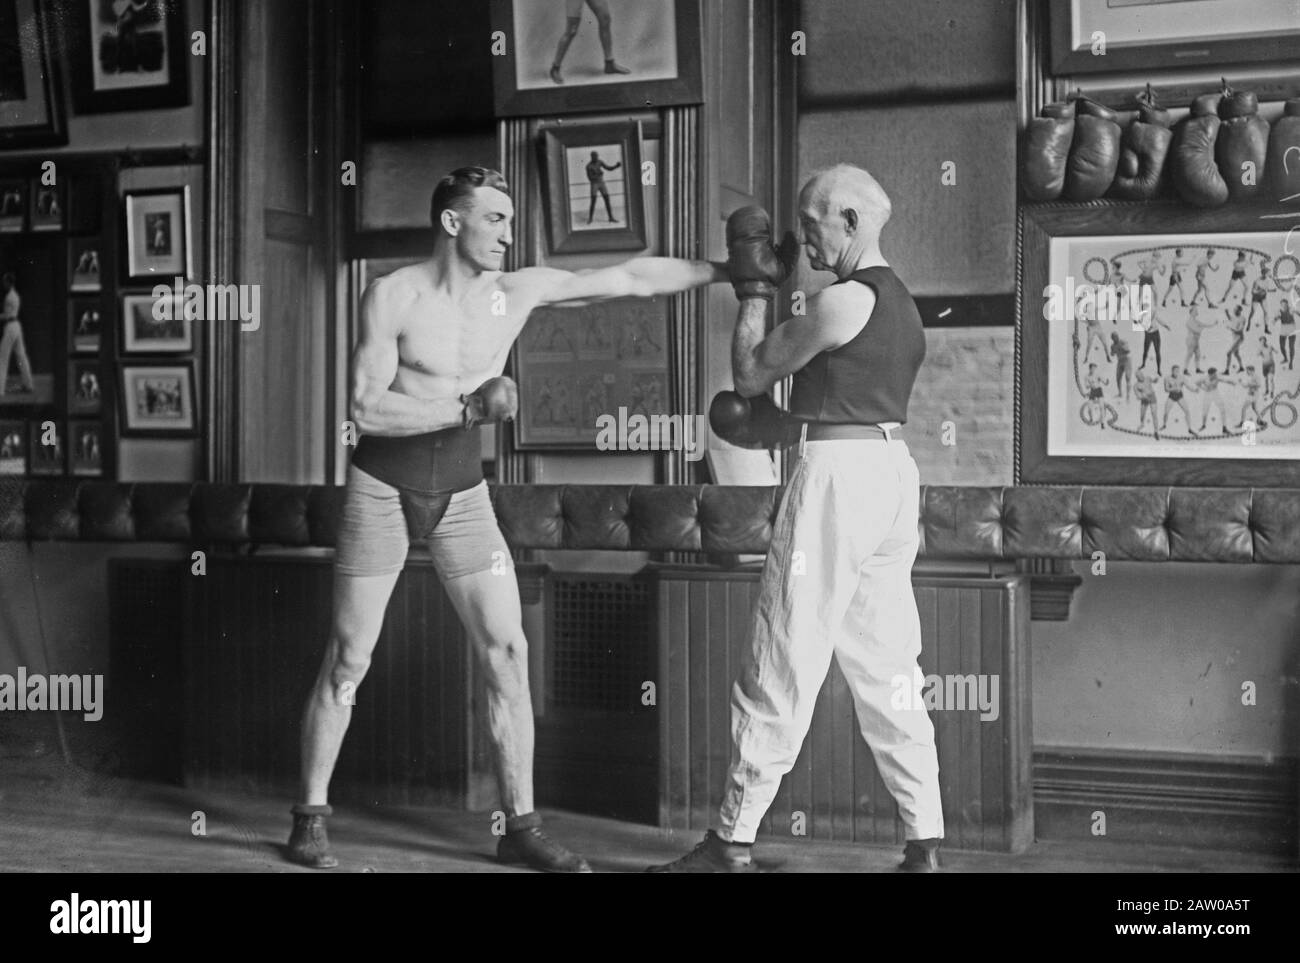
514;296;668;447
1043;231;1300;461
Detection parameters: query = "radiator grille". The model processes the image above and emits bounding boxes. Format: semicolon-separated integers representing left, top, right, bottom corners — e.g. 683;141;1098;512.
548;577;652;712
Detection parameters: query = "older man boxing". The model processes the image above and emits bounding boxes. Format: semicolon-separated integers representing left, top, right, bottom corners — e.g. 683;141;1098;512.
650;164;943;873
288;166;727;872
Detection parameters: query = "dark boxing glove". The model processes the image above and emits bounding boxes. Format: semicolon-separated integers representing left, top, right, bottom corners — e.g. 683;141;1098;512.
1020;100;1075;202
1111;85;1173;201
1267;98;1300;203
1216;80;1270;202
726;206;799;301
709;390;801;450
1063;94;1121;201
1171;91;1229;208
461;375;518;428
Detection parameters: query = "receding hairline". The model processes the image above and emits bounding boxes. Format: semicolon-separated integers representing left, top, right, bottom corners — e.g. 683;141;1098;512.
799;164;892;225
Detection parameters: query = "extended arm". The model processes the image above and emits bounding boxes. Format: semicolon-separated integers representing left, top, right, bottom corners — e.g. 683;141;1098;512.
521;258;728;308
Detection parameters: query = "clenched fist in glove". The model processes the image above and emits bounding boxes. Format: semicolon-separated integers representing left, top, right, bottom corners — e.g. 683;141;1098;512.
726;206;799;301
461;376;518;428
709;390;802;450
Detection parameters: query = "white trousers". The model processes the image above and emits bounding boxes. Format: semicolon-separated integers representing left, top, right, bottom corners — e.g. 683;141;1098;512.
0;320;34;392
716;435;944;843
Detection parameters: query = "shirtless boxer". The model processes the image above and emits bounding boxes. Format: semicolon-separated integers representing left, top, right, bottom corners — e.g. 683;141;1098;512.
1162;249;1189;307
1246;264;1276;330
649;164;944;873
1191;248;1220;307
549;0;631;85
1134;363;1159;438
287;166;727;871
1224;250;1250;305
1160;365;1194;432
1183;304;1217;373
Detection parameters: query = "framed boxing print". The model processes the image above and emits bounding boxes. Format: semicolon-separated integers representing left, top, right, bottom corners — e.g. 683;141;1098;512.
123;187;191;282
1017;202;1300;487
1050;0;1300;77
541;121;647;255
118;359;197;437
64;0;191;114
0;0;67;149
490;0;702;117
0;418;26;474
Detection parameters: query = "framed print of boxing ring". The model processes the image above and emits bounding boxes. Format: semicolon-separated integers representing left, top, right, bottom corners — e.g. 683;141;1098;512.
1017;202;1300;486
541;120;646;255
489;0;702;117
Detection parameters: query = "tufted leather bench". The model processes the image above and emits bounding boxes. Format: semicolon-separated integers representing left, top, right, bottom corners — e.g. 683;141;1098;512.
3;479;1299;562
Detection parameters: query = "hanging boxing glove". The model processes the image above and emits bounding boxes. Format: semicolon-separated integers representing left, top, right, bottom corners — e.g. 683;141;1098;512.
1111;85;1173;201
1266;98;1300;203
1064;94;1121;201
1215;79;1270;202
1020;101;1075;202
1171;91;1229;208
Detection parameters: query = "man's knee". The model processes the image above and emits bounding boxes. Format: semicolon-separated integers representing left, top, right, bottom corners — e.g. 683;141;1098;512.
562;16;581;39
479;631;529;685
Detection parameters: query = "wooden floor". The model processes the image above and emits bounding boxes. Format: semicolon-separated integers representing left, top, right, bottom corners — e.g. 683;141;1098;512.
0;754;1293;873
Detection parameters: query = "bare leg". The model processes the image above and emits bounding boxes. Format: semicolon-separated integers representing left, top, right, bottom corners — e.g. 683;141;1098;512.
588;0;630;73
551;13;582;83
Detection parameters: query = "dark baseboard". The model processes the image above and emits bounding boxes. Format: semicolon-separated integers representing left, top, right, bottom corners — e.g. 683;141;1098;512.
1034;747;1298;857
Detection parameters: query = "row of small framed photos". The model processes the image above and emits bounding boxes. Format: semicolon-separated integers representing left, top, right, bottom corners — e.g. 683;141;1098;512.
0;419;105;477
70;293;194;356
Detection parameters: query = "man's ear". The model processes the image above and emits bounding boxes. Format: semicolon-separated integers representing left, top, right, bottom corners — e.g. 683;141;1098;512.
842;207;859;233
440;208;460;237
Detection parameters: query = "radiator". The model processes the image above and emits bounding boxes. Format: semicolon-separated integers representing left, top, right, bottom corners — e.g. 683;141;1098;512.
653;567;1033;852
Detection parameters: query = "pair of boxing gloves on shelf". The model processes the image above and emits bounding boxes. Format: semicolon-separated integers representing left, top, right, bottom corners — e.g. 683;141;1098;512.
462;206;803;450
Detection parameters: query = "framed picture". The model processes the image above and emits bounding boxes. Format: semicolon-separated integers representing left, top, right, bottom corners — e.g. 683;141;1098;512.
28;180;63;232
69;298;105;354
513;296;670;448
65;0;191;113
69;238;103;291
490;0;702;117
27;419;62;475
0;418;26;474
0;181;25;232
68;360;104;416
118;359;197;436
1018;202;1300;487
0;259;55;406
68;420;104;476
542;121;646;255
1050;0;1300;76
120;290;190;353
123;187;191;282
0;0;66;148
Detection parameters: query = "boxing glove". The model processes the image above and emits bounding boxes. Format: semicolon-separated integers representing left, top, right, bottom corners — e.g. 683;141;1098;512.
1063;95;1121;201
1216;81;1269;201
461;376;518;428
708;390;801;450
1266;98;1300;202
1020;101;1075;201
1111;86;1173;201
1171;92;1229;208
726;206;799;301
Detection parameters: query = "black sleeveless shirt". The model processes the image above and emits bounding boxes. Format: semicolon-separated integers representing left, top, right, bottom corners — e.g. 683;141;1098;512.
789;265;926;425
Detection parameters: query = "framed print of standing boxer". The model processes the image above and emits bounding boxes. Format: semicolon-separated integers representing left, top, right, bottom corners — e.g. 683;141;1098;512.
1018;202;1300;486
490;0;702;117
65;0;190;113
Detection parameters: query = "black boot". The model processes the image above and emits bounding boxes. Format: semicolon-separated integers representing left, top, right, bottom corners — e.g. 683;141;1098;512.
645;830;757;873
898;837;941;873
496;812;591;873
286;804;339;869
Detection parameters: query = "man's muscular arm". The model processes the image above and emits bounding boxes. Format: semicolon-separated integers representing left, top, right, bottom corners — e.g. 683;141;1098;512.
349;279;466;436
731;284;872;397
518;258;728;308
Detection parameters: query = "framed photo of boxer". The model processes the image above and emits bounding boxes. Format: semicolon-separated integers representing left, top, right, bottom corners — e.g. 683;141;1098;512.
68;360;104;416
68;298;105;354
1018;202;1300;486
118;359;197;436
0;0;67;148
1050;0;1300;76
0;181;26;232
542;121;646;255
490;0;702;117
68;420;104;476
64;0;191;114
0;419;26;474
28;181;63;232
69;239;103;292
120;291;190;353
123;187;191;282
27;419;63;475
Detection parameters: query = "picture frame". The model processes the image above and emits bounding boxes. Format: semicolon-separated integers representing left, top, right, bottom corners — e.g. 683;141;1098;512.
27;419;62;475
542;121;646;255
68;419;104;476
120;290;191;353
0;418;26;474
513;296;670;449
69;238;104;291
1017;202;1300;487
0;0;67;148
68;359;104;416
490;0;702;117
28;180;63;232
0;180;26;233
68;297;105;354
1050;0;1300;77
118;359;197;436
65;0;191;114
123;186;191;282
